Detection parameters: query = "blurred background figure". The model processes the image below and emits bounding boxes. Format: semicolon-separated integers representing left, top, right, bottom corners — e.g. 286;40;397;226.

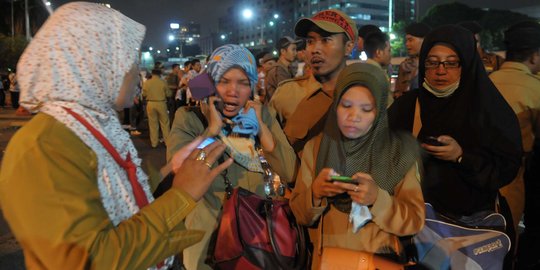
394;22;431;99
264;36;300;103
459;21;505;74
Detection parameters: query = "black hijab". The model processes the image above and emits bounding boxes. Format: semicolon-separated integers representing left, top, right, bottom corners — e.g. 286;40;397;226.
316;63;420;212
388;25;522;216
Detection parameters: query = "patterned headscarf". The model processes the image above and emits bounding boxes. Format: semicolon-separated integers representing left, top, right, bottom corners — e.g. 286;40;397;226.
17;3;171;269
206;44;258;95
205;44;262;172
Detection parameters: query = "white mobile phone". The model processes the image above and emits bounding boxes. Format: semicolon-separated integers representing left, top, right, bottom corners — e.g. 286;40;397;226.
197;137;216;149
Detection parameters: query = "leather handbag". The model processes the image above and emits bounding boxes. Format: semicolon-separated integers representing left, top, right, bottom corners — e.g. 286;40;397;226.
320;247;405;270
206;187;307;270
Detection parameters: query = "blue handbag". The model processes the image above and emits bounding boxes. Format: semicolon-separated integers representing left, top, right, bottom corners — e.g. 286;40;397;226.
413;203;511;270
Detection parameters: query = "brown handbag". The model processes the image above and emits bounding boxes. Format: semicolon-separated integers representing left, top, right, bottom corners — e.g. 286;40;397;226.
319;247;405;270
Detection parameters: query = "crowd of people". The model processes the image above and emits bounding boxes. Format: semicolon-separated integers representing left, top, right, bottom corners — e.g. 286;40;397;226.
0;1;539;270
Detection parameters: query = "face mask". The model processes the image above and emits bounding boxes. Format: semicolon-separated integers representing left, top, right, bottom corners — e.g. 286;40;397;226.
422;78;460;98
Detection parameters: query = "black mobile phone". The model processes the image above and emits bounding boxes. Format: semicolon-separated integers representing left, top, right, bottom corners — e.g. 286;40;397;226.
424;136;445;146
213;99;224;112
330;176;359;185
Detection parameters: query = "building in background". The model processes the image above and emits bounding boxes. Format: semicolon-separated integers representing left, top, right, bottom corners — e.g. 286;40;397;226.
297;0;390;31
393;0;416;23
210;0;422;54
216;0;296;53
167;21;201;57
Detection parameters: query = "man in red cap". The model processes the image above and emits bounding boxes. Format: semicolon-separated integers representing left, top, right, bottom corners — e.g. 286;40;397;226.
269;9;357;154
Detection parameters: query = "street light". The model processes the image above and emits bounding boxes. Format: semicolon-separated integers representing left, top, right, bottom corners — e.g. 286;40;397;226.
220;34;226;40
241;8;279;49
242;8;253;20
149;46;153;51
168;34;174;41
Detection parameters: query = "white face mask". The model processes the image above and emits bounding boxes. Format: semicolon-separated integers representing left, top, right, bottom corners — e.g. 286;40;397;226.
422;78;460;98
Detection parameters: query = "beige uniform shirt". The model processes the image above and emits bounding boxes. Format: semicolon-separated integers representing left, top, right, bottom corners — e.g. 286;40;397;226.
289;134;425;269
143;75;171;101
0;113;203;269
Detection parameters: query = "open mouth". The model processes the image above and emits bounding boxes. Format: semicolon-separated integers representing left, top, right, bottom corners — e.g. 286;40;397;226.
223;101;240;113
311;57;325;67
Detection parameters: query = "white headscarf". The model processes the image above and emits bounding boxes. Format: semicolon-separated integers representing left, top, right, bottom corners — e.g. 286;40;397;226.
17;2;171;269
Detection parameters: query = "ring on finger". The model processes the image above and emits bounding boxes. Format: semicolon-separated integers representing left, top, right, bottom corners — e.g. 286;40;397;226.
354;186;359;192
203;161;212;169
195;149;207;161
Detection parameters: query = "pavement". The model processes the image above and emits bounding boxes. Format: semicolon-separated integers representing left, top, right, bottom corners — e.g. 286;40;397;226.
0;107;168;269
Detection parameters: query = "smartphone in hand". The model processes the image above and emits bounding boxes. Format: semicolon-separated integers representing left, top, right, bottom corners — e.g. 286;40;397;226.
330;175;359;185
424;136;445;146
197;137;217;149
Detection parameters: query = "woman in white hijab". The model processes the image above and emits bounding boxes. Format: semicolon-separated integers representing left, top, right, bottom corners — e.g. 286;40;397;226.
0;2;232;269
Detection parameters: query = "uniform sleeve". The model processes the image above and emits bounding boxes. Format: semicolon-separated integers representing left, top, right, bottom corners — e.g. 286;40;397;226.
289;138;328;226
163;80;172;98
370;162;425;236
0;128;203;270
261;106;298;184
269;85;286;127
142;80;148;98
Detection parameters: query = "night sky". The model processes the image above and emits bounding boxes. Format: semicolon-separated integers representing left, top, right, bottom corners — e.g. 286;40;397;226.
50;0;537;50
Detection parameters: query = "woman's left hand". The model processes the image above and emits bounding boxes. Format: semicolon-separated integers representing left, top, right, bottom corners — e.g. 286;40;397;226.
244;100;263;123
421;135;463;162
333;172;379;205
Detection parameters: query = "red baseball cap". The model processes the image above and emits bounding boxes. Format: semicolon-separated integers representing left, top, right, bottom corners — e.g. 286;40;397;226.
295;9;358;43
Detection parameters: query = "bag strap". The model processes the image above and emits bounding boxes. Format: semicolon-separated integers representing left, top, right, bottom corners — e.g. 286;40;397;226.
265;200;308;270
64;107;167;269
188;106;232;198
63;107;149;208
412;97;422;138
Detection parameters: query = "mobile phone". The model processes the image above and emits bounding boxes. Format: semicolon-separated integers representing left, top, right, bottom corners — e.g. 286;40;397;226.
213;99;224;112
330;176;359;185
424;136;445;146
188;73;217;100
197;137;216;149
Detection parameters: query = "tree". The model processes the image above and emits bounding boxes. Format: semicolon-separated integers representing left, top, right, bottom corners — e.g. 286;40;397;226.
479;9;532;50
391;21;410;57
421;2;534;51
421;2;482;27
0;34;28;70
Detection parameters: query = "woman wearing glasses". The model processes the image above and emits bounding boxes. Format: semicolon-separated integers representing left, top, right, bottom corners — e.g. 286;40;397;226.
388;24;522;263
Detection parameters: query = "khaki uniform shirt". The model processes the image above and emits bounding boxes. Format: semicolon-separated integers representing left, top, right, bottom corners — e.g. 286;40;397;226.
490;62;540;153
265;59;294;102
0;113;202;269
143;75;171;101
289;134;425;269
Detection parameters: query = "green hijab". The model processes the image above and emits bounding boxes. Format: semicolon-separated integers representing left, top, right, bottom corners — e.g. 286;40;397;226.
316;63;420;202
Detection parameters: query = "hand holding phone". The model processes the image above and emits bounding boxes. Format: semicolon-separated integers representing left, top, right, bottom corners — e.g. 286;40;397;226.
188;73;217;100
197;137;217;149
330;175;359;185
424;136;445;146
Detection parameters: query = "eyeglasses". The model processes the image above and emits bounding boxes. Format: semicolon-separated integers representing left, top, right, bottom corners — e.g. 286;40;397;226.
425;60;461;69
